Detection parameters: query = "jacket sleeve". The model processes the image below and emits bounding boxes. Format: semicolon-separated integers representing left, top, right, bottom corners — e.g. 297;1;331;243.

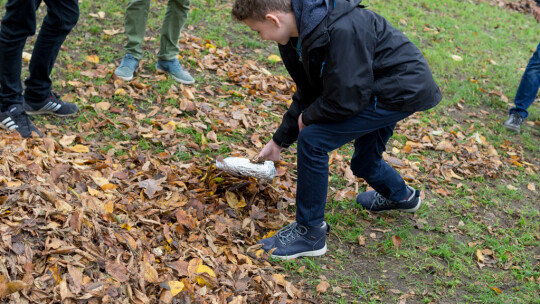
301;25;376;125
272;89;304;148
272;43;315;147
536;0;540;6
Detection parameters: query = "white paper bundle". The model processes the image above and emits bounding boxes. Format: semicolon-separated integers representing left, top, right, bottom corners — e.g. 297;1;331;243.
215;157;275;181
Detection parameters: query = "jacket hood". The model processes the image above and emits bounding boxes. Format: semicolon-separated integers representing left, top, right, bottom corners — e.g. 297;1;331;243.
300;0;363;48
291;0;329;44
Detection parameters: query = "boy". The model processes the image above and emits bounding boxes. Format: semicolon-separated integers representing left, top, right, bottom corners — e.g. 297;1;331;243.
0;0;80;138
114;0;194;84
232;0;442;260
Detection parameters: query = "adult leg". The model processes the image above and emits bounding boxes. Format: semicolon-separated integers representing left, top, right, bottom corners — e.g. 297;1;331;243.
157;0;190;61
23;0;79;104
295;106;412;227
510;43;540;118
0;0;40;111
124;0;151;61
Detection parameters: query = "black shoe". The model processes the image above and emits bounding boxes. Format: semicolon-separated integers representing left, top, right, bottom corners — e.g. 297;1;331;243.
258;221;330;260
0;104;42;138
503;112;524;133
356;185;421;213
24;92;78;116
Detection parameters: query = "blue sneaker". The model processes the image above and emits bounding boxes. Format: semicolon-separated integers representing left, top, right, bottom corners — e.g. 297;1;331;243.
356;185;421;213
258;221;329;260
114;54;139;81
156;58;195;84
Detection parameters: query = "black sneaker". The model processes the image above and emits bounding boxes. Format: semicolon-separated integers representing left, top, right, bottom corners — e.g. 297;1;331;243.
258;221;330;260
356;185;421;213
503;112;524;133
0;104;42;138
24;92;78;116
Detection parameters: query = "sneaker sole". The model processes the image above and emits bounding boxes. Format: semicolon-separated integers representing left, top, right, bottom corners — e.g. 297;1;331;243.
116;74;134;81
156;67;195;84
503;124;521;133
25;110;78;117
270;244;327;261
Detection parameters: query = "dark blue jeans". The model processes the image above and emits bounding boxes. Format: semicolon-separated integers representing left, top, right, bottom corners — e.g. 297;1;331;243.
295;105;413;227
0;0;79;111
510;43;540;119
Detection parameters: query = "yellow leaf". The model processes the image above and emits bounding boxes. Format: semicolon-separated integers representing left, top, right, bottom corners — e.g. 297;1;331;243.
451;54;463;61
225;191;239;209
115;88;127;96
491;287;502;294
196;264;216;286
527;183;536;192
120;223;131;231
143;262;159;283
22;52;32;63
70;145;89;153
104;201;114;213
101;183;118;192
168;281;184;296
86;55;100;64
476;249;484;263
268;54;282;63
262;230;277;239
205;43;216;49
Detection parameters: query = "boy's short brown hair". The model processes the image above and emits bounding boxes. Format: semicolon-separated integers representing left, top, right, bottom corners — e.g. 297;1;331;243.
231;0;292;21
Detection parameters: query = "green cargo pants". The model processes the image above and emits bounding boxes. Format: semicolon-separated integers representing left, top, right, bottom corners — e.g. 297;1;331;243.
123;0;190;61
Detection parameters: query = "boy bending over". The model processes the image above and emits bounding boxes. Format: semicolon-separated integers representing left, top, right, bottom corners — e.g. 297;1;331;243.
232;0;442;260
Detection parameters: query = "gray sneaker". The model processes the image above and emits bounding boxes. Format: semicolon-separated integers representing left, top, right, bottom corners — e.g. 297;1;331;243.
503;112;524;133
356;185;421;213
114;54;139;81
156;58;194;84
258;221;330;260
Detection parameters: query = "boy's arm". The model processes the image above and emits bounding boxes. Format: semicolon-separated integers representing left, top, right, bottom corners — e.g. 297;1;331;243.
301;26;376;126
272;89;304;147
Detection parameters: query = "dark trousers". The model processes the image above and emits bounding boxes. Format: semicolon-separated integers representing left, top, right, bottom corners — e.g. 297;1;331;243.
295;104;413;227
0;0;79;111
510;43;540;119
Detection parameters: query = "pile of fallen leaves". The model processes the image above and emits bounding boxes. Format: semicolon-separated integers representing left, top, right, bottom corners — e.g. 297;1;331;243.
0;132;304;303
0;33;538;304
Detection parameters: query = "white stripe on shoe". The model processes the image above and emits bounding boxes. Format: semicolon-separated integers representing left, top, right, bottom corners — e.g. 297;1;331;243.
1;117;18;131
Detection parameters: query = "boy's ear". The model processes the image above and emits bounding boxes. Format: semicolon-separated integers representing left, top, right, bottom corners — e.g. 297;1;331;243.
265;13;281;27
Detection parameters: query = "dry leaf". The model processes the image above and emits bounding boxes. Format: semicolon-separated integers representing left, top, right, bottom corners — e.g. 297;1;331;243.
316;281;330;293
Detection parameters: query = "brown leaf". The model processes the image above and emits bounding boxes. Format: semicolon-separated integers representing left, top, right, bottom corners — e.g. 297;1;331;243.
316;280;330;293
105;262;129;283
138;179;163;199
392;235;403;249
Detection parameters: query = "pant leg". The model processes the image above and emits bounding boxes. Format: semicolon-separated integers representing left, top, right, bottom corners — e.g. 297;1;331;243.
23;0;79;104
510;43;540;118
0;0;40;110
350;126;409;201
157;0;190;61
295;105;412;227
124;0;151;61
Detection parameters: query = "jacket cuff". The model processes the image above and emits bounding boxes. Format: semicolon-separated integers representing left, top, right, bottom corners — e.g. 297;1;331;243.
272;134;291;149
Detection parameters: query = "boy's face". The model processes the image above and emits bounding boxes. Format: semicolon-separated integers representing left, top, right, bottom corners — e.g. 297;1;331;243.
244;13;296;45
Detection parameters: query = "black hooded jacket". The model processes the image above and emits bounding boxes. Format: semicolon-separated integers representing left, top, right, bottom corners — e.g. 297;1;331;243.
272;0;442;148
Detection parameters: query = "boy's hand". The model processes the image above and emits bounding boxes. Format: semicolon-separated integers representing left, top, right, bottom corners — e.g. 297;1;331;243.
534;6;540;23
256;139;283;162
298;113;307;132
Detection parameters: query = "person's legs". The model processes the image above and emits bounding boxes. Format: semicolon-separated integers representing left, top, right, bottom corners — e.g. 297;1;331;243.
295;107;413;227
124;0;151;61
350;126;409;201
510;43;540;118
23;0;79;105
0;0;40;111
157;0;190;61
